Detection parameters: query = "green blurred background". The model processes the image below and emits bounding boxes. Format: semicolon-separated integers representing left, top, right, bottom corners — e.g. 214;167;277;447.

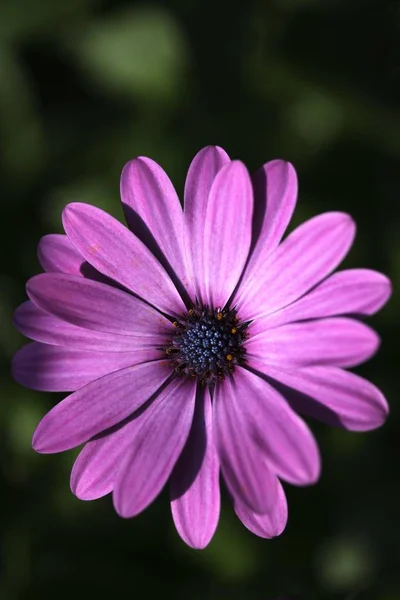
1;0;399;598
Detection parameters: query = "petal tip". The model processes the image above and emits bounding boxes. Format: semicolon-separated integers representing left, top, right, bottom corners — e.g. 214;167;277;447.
69;475;80;498
32;417;57;454
62;202;79;218
309;459;322;486
70;478;94;501
341;212;356;233
192;145;230;163
226;159;249;177
25;274;50;307
121;155;154;175
304;443;322;486
289;442;322;487
112;493;134;519
370;391;390;428
324;211;356;232
172;505;218;550
10;350;30;389
62;202;90;229
184;538;213;550
382;276;393;304
32;430;46;454
173;518;216;549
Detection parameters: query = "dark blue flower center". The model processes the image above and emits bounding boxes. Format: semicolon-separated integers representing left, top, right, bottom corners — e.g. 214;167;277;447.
167;306;248;384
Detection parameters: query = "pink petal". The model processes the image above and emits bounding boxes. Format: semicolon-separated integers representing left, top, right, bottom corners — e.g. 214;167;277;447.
213;376;278;514
37;233;111;285
62;202;186;316
120;157;192;298
12;342;158;392
32;360;171;453
226;367;321;486
183;146;230;303
203;161;253;308
38;234;85;275
241;160;297;290
170;387;220;549
13;301;161;351
257;268;392;329
235;479;288;538
26;273;173;338
71;402;154;501
247;317;380;368
235;212;356;321
252;361;389;431
113;378;195;518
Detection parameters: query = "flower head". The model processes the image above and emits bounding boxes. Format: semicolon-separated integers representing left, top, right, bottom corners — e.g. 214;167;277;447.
12;146;391;549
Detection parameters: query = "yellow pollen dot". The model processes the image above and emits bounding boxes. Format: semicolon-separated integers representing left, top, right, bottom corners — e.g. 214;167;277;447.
226;354;233;361
173;321;179;327
231;327;237;334
189;309;195;316
216;312;223;321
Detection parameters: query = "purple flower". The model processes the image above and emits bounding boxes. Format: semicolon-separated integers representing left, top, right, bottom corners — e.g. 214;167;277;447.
12;146;391;549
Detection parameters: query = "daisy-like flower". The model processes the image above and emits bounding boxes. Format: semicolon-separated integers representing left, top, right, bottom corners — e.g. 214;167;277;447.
12;146;391;549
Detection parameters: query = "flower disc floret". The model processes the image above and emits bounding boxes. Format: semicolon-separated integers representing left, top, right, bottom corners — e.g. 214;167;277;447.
167;306;248;384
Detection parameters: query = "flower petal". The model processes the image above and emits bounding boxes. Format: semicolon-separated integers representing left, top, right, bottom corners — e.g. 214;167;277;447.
62;202;186;316
170;387;220;549
214;376;278;513
241;160;297;290
12;342;158;392
13;301;161;351
114;378;195;518
26;273;173;338
252;361;389;431
235;479;288;539
256;268;392;329
235;212;356;320
71;402;153;501
38;234;86;275
32;360;171;453
247;317;380;368
221;367;321;486
184;146;230;303
120;157;191;297
37;233;112;284
203;161;253;308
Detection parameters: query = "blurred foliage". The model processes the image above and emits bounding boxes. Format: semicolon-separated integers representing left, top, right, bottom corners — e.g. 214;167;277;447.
0;0;399;599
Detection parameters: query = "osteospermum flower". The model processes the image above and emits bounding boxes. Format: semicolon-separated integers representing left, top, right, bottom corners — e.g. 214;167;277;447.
12;146;391;549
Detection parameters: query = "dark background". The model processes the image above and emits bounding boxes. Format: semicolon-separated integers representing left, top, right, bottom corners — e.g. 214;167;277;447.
0;0;399;598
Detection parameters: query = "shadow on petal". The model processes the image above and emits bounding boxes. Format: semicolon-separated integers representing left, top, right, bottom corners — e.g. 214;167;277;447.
122;203;191;307
248;364;346;428
170;386;207;500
